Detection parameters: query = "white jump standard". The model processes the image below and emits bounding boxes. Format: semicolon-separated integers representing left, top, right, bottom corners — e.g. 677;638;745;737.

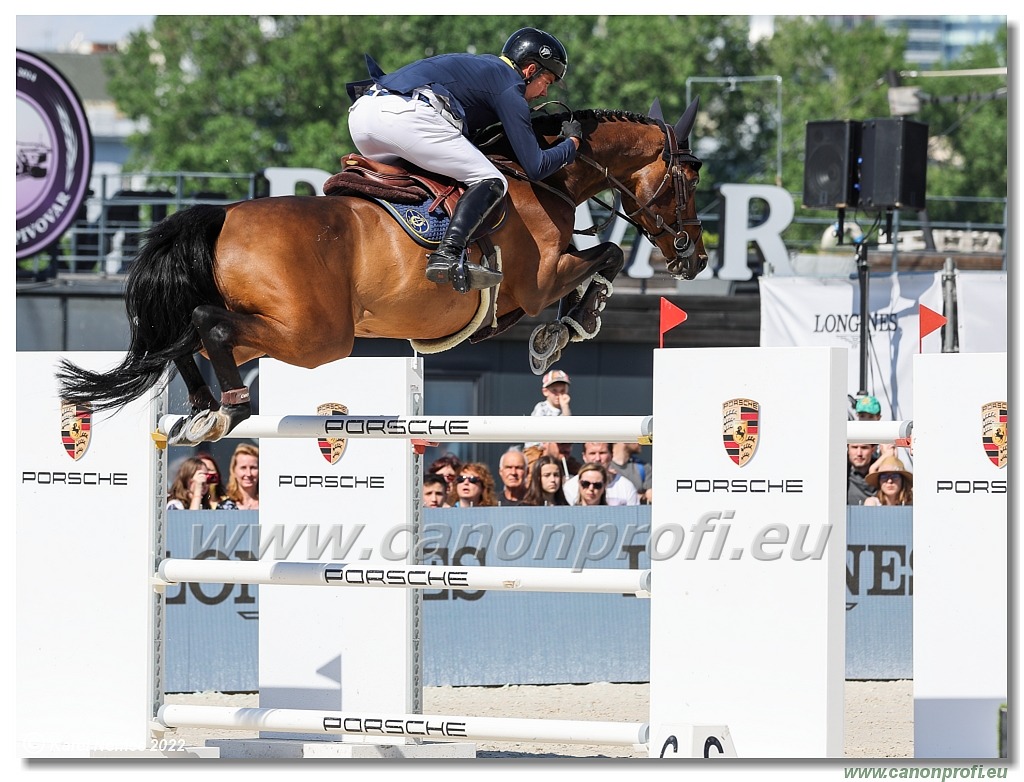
21;349;862;758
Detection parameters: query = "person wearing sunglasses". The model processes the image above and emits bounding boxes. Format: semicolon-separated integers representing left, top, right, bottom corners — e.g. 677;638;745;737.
573;463;609;507
452;463;499;508
863;456;914;506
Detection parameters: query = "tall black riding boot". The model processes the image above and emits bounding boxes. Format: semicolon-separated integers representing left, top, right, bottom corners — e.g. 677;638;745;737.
426;178;505;292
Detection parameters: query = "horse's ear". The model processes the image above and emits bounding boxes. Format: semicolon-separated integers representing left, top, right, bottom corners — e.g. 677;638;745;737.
648;98;665;122
674;96;700;145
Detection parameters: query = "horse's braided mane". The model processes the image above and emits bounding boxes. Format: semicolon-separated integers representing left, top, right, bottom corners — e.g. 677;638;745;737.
531;108;660;132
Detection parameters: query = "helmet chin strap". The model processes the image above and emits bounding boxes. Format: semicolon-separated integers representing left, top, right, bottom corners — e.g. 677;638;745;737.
502;55;543;86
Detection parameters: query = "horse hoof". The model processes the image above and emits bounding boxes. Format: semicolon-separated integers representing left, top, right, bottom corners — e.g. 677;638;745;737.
529;323;570;375
182;411;223;443
166;416;192;446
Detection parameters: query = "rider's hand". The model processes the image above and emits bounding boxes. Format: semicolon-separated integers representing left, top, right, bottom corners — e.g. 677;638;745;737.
560;119;582;142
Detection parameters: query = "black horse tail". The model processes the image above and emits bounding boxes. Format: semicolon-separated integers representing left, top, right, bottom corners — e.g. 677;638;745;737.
56;204;228;411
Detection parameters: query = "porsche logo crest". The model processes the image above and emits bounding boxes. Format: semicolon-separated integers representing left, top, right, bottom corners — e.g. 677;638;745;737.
981;401;1007;469
60;401;92;461
317;402;349;464
723;398;759;467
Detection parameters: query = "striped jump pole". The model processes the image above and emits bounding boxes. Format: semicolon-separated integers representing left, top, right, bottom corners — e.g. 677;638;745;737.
158;704;649;747
156;560;652;596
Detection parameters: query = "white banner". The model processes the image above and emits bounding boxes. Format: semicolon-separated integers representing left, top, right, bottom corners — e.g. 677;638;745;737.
759;273;943;421
955;270;1008;353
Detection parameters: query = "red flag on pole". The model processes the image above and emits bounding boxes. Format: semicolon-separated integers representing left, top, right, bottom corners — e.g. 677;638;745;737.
919;304;947;353
659;297;687;348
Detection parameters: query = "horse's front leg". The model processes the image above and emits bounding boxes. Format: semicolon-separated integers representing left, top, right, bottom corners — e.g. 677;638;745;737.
557;242;625;343
528;242;625;374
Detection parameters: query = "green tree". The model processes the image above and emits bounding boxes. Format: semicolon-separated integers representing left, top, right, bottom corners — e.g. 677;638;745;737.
906;27;1008;226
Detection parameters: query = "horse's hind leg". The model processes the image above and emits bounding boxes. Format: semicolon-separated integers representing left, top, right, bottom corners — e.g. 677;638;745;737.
165;355;221;445
166;305;257;444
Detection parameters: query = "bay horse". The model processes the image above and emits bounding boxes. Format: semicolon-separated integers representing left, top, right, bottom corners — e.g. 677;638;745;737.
56;98;706;445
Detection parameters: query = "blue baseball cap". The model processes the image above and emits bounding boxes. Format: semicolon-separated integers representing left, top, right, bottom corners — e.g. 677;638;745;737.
855;396;881;415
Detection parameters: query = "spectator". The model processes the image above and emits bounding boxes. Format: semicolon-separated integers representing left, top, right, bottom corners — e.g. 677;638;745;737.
524;441;581;479
428;453;463;495
223;443;260;510
167;456;230;510
563;442;639;506
422;473;450;508
855;395;882;421
521;454;570;506
523;369;573;461
611;441;652;504
573;462;609;506
452;462;499;508
847;443;877;505
863;456;914;506
855;394;899;468
496;447;528;506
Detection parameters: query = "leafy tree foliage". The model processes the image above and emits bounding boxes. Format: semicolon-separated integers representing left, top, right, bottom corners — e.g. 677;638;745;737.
106;14;1006;232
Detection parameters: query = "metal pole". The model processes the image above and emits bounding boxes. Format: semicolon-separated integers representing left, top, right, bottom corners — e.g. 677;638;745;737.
856;242;870;395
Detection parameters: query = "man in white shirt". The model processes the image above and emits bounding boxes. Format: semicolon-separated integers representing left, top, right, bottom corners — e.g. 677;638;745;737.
563;441;639;506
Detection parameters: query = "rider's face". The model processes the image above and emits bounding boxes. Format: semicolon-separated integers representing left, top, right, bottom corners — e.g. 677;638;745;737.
524;66;557;101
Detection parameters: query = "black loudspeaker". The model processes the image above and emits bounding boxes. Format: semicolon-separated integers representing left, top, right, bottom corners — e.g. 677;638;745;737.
803;120;861;209
859;118;928;211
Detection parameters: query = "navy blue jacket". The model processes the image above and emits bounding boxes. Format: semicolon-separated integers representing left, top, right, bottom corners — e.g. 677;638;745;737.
372;53;576;181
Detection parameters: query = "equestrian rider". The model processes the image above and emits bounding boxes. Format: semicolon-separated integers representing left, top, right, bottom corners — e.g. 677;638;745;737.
347;28;582;293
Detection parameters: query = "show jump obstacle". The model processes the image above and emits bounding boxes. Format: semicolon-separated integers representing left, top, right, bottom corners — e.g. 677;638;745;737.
17;348;1007;759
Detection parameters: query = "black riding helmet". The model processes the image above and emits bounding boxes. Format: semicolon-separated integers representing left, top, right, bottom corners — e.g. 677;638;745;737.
501;27;568;82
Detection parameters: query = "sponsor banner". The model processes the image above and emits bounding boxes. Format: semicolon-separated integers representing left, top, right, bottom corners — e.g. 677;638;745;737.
17;352;157;755
759;274;943;421
913;353;1007;758
16;50;93;258
257;357;420;737
163;506;912;691
955;271;1008;354
845;508;913;680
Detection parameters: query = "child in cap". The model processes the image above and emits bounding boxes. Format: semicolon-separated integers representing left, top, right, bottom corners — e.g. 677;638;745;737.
524;369;573;453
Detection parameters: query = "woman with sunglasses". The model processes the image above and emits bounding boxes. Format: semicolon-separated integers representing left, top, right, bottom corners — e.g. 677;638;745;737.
573;462;609;506
863;455;913;506
451;463;499;507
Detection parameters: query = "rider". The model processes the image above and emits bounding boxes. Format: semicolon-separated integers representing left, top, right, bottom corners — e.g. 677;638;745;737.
347;28;582;293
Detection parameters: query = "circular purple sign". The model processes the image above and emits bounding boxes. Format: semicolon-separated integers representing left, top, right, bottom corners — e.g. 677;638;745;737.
16;50;94;259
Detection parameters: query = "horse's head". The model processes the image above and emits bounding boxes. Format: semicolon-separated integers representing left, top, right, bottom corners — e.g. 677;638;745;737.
635;97;707;280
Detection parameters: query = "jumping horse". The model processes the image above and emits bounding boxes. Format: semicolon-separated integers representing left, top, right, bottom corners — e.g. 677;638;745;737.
56;98;706;445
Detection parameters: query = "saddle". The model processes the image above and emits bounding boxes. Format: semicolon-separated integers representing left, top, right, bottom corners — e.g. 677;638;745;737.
323;155;506;248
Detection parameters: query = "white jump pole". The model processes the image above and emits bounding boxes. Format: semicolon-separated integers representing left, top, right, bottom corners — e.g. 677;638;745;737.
157;560;652;595
159;413;653;443
159;704;649;747
158;413;909;445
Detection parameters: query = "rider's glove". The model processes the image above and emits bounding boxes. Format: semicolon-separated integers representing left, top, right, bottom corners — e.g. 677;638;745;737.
559;119;583;141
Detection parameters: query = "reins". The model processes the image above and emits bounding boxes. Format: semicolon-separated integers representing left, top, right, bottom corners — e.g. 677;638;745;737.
484;109;701;248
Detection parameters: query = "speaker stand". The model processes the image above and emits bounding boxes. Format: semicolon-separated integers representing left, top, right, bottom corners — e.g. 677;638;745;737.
855;239;870;396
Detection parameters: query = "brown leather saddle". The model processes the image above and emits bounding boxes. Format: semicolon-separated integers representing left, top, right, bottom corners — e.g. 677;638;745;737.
324;154;506;242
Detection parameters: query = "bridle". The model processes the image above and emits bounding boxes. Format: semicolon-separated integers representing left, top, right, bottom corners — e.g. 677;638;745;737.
483;108;703;263
575;118;703;263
